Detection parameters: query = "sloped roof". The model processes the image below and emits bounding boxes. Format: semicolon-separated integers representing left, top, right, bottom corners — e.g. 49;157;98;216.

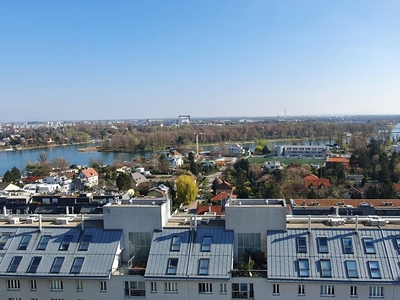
211;192;236;201
304;174;330;189
0;226;122;278
131;172;148;185
267;228;400;283
196;205;222;215
145;228;233;280
327;157;350;164
81;168;98;178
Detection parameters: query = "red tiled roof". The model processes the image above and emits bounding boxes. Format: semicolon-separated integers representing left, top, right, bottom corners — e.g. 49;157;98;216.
304;174;330;189
81;168;98;178
394;183;400;191
22;176;43;184
327;157;350;163
211;192;236;201
196;205;222;215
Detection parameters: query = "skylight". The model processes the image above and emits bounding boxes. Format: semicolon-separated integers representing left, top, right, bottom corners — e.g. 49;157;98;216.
297;237;307;253
167;258;178;275
317;237;329;253
202;236;212;252
346;260;358;278
27;256;42;273
198;258;210;275
298;259;309;277
7;256;22;273
320;259;332;277
364;238;376;254
70;257;85;274
36;235;51;250
59;235;73;251
79;235;93;251
170;236;182;251
50;257;65;273
342;237;354;254
18;235;32;250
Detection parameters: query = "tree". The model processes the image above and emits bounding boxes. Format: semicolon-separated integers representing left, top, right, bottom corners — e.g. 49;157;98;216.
188;152;199;175
52;157;69;173
175;175;198;205
158;154;170;174
115;173;132;191
260;181;281;198
38;151;48;163
3;170;14;183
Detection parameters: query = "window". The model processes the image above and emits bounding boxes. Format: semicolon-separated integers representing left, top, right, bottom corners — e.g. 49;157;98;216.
7;256;22;273
298;284;305;296
232;283;251;299
368;261;381;279
50;280;63;291
150;282;157;293
7;279;20;290
346;261;359;278
164;282;178;293
298;259;310;277
320;285;335;296
30;280;37;291
100;281;107;292
167;258;178;275
50;257;65;273
124;281;145;297
350;286;358;297
237;233;261;261
7;298;21;300
36;235;51;250
198;283;212;294
201;236;212;252
70;257;85;274
76;280;83;292
396;237;400;253
364;238;376;254
297;237;307;253
18;235;32;250
59;235;73;251
369;286;384;297
318;237;329;253
273;284;280;295
79;235;93;251
170;236;182;251
320;259;332;277
220;283;227;294
343;237;354;254
0;233;11;249
128;232;152;260
26;256;42;273
198;258;210;275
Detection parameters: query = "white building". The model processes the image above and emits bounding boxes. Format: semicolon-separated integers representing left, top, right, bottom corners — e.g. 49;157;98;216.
1;195;400;300
275;145;329;158
264;161;284;172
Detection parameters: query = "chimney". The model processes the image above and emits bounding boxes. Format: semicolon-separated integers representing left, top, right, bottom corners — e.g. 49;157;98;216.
2;206;6;216
39;215;42;232
81;214;85;231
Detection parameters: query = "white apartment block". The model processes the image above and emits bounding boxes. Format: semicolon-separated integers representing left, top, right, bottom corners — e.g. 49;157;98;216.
1;195;400;300
275;145;329;158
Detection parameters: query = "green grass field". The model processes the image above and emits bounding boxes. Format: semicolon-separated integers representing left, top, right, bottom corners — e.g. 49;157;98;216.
248;155;326;167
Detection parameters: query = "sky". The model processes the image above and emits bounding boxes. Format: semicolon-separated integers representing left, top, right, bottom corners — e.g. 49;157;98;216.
1;1;400;122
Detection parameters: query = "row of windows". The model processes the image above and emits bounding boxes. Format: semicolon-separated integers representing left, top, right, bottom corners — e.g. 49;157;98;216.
7;256;85;274
272;284;384;298
0;234;93;252
297;258;382;279
167;258;210;275
6;279;107;292
170;235;212;252
296;236;381;254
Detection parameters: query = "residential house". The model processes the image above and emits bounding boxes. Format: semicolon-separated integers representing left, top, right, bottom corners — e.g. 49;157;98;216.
77;168;98;188
167;150;184;169
131;172;148;187
304;174;330;190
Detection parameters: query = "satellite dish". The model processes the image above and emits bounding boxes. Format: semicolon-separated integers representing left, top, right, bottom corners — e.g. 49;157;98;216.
127;189;135;198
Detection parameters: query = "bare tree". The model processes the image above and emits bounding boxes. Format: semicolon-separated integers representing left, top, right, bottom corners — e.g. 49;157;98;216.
38;151;48;164
52;157;69;173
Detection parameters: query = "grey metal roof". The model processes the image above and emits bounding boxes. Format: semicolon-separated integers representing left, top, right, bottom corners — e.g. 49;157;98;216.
145;228;233;280
0;226;122;278
267;228;400;283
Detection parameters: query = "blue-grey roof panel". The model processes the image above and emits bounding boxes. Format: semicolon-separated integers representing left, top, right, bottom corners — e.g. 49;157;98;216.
0;226;122;278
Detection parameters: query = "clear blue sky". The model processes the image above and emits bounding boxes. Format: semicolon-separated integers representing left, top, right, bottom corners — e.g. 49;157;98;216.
1;1;400;121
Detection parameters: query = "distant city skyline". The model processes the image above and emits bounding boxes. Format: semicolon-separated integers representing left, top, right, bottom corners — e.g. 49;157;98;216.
1;1;400;122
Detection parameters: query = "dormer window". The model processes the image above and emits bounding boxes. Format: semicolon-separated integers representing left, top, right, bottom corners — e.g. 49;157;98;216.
202;236;212;252
198;258;210;275
167;258;178;275
363;238;376;254
18;235;32;250
297;237;307;253
320;259;332;277
317;237;329;253
342;237;354;254
170;236;182;252
37;235;51;250
79;235;93;251
59;235;73;251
